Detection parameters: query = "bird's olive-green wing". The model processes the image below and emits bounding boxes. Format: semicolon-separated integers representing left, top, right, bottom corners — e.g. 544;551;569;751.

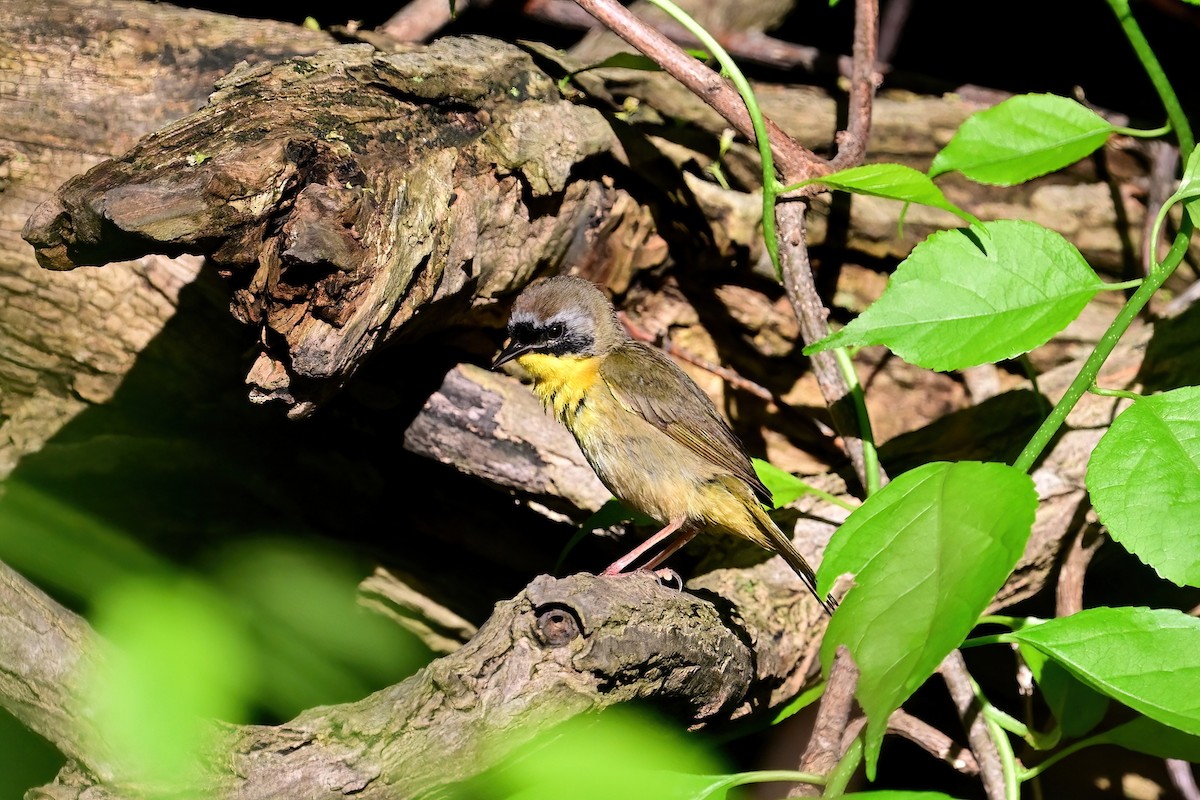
598;343;772;504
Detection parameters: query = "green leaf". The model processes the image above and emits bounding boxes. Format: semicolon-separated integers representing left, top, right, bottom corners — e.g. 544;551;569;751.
751;458;853;511
805;219;1103;370
1010;607;1200;736
788;164;979;225
559;49;713;90
1086;386;1200;587
930;94;1115;185
753;459;815;507
488;705;726;800
771;681;826;724
816;461;1036;778
1021;645;1109;738
89;578;255;789
580;52;666;73
1098;715;1200;762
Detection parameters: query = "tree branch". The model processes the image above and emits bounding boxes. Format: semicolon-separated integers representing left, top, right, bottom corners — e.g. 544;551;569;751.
940;650;1007;800
569;0;829;184
0;560;116;781
5;568;779;799
792;645;859;796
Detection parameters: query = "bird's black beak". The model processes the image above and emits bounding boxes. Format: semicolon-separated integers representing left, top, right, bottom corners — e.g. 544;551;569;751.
491;339;533;369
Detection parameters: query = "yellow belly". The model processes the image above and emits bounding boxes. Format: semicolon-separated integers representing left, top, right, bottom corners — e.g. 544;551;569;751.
516;351;768;546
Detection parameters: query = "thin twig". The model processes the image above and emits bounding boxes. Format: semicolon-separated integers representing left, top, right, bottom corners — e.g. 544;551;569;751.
839;706;981;777
875;0;912;66
1163;278;1200;317
618;311;774;402
1055;522;1103;618
379;0;470;42
791;645;860;797
568;0;829;183
941;650;1008;800
1167;759;1200;800
888;709;980;775
525;0;846;74
828;0;880;171
777;202;871;487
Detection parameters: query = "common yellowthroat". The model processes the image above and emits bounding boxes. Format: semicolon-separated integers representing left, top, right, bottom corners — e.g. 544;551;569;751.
493;276;837;615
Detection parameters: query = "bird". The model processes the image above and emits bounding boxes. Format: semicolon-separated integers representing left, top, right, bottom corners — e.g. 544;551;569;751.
492;275;837;615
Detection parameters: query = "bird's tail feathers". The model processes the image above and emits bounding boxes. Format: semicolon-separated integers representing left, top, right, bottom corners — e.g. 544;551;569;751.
753;505;838;616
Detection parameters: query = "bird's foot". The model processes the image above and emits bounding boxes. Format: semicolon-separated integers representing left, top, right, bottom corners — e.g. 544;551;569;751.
599;565;683;590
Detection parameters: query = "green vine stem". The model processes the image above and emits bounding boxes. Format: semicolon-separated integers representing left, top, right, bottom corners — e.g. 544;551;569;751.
1097;278;1144;292
985;712;1021;800
712;769;827;793
1106;0;1194;156
1012;219;1193;473
638;0;783;274
1087;384;1142;402
1016;0;1192;473
1017;734;1108;782
833;347;882;494
821;735;863;797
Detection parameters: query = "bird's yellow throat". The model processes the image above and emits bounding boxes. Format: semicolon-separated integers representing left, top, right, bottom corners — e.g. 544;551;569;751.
516;352;601;425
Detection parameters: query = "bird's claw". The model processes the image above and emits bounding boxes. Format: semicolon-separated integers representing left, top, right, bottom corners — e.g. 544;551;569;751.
651;567;683;591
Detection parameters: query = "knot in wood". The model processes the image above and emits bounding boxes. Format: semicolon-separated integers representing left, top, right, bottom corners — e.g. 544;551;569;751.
534;603;581;646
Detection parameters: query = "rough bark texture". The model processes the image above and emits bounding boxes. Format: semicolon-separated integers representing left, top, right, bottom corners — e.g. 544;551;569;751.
22;36;618;417
11;564;782;799
0;561;116;781
0;0;335;479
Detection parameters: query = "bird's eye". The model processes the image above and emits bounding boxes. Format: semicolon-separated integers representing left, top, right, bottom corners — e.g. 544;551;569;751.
547;322;566;339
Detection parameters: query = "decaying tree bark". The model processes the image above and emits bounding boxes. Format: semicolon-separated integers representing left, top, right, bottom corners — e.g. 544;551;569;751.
22;36;619;417
2;0;1187;797
7;557;808;799
0;0;334;478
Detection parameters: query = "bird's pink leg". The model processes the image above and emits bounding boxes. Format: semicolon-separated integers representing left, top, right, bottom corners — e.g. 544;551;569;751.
639;528;699;571
601;517;695;575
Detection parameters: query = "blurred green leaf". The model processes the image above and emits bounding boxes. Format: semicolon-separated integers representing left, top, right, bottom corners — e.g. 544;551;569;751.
215;539;431;717
817;462;1036;778
489;705;726;800
1098;715;1200;762
1021;645;1109;738
805;220;1102;371
1086;386;1200;587
1010;607;1200;736
930;94;1114;185
788;163;979;225
89;577;255;790
0;481;161;602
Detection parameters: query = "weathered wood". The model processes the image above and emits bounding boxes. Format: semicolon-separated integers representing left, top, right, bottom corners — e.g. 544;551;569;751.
0;0;334;478
23;37;618;417
7;560;782;799
404;362;611;516
0;561;117;781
